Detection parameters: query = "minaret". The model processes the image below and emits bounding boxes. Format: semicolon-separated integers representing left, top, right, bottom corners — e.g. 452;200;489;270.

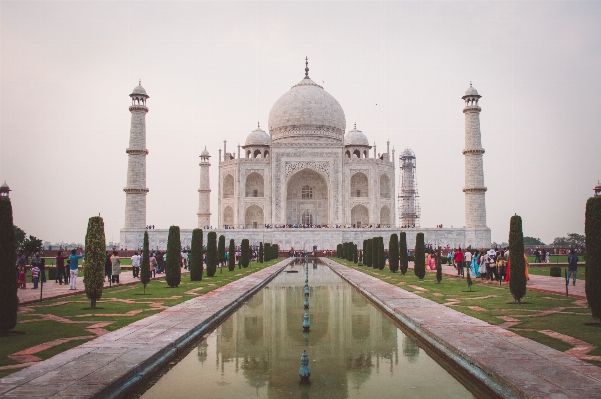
197;147;211;228
399;149;420;227
462;83;487;228
123;81;149;229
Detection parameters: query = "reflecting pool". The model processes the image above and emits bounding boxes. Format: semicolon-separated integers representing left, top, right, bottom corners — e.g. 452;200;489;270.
134;260;475;399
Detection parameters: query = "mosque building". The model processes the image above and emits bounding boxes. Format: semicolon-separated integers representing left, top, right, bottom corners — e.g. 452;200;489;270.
120;61;491;250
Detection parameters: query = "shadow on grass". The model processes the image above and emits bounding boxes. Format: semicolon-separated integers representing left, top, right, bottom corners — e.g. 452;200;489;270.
584;322;601;327
505;302;533;305
0;331;26;337
81;307;105;310
134;293;151;296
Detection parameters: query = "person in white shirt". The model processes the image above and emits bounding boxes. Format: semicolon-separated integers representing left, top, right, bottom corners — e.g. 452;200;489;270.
131;252;141;278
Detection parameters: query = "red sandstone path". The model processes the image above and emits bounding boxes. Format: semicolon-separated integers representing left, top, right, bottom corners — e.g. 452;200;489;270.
17;267;191;305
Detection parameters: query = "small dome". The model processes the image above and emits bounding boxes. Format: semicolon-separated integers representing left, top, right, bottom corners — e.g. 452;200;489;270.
1;181;8;189
245;127;271;146
400;148;415;158
200;147;210;157
595;180;601;190
344;126;369;146
464;84;479;97
132;80;147;96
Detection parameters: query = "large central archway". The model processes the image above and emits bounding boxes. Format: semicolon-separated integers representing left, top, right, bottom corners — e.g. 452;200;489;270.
286;169;329;225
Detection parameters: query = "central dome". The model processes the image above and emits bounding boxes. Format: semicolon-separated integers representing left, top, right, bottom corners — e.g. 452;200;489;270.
268;75;346;143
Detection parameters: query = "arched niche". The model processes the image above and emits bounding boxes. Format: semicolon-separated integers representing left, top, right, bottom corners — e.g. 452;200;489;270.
350;172;368;197
379;174;390;198
245;205;264;229
380;205;391;226
253;149;262;158
351;204;369;227
245;172;264;197
285;169;329;225
223;174;234;198
223;206;234;226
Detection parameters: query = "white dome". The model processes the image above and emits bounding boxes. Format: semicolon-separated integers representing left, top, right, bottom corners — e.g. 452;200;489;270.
268;76;346;143
132;84;147;96
245;127;270;146
400;148;415;158
344;127;369;146
200;147;210;157
464;84;479;97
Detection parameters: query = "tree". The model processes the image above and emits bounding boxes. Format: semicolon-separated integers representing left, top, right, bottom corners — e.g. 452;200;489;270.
365;239;372;267
353;244;358;264
436;247;442;283
190;229;203;281
0;196;17;333
509;215;527;304
359;241;364;264
337;244;342;258
13;226;25;251
273;244;279;260
389;234;399;273
166;226;182;287
140;231;151;293
264;243;271;262
399;232;408;275
347;242;354;262
414;233;425;279
206;232;217;277
551;236;570;247
585;197;601;321
22;234;43;259
567;233;585;246
523;236;545;246
84;216;105;309
240;239;250;268
228;239;236;271
259;242;264;263
377;237;385;270
218;235;226;269
372;238;379;269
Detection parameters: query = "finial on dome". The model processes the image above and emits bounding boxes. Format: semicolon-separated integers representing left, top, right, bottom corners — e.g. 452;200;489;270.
354;122;356;129
305;56;309;78
139;79;141;86
470;81;472;86
258;121;260;129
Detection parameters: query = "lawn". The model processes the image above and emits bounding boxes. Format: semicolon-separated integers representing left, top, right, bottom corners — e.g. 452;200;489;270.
528;266;586;280
0;258;283;378
330;258;601;368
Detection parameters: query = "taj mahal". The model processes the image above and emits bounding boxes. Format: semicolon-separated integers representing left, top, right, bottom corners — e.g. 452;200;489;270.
120;60;491;250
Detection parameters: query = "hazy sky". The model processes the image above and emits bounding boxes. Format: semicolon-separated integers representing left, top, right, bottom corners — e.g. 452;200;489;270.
1;1;600;245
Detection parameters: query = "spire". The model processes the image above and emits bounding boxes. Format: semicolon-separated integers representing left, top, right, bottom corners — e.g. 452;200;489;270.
354;122;356;129
305;56;309;78
258;121;260;129
139;79;141;86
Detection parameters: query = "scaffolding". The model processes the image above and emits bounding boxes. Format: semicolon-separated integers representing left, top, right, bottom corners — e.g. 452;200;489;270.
398;148;421;228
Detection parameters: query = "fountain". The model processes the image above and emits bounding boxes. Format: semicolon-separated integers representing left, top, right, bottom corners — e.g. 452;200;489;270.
299;350;311;382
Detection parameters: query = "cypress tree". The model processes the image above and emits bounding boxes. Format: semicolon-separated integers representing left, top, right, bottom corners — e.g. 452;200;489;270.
241;239;250;268
265;243;271;262
337;244;342;258
346;242;352;262
218;235;226;268
377;237;385;270
509;215;526;303
365;239;372;267
228;239;236;271
190;228;203;281
389;234;399;273
166;226;182;287
414;233;425;280
371;238;378;268
259;242;264;263
436;246;442;283
140;231;151;292
0;196;17;333
399;232;408;275
586;196;601;321
359;242;364;264
353;244;358;264
272;244;279;260
84;216;105;309
206;231;217;277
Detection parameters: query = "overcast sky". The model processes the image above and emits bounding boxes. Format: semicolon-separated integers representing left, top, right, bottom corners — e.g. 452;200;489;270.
1;1;600;245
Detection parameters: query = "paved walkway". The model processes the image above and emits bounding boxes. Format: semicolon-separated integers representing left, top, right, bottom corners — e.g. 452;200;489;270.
18;268;191;305
0;260;289;398
324;258;601;399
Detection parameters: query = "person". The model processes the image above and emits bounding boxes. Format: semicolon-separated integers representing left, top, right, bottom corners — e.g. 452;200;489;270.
149;253;156;278
471;251;481;278
18;266;26;289
56;251;68;285
487;248;497;281
69;249;84;290
104;251;112;282
39;257;46;284
464;250;473;276
524;253;530;281
454;248;464;277
131;252;141;278
111;250;121;284
156;252;164;273
567;249;578;286
30;252;41;278
31;263;40;289
479;251;488;280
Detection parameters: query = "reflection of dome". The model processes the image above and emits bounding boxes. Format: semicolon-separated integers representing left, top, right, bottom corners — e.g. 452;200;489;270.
345;127;369;146
464;83;479;97
268;74;346;143
245;127;270;146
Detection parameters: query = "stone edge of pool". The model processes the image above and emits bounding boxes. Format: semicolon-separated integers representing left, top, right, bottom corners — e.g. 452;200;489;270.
322;258;601;399
0;260;291;399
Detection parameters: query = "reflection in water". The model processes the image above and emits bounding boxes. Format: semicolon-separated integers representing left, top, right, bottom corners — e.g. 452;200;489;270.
136;260;474;399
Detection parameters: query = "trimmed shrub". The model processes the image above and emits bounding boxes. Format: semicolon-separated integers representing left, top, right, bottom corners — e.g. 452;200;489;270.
436;246;442;283
259;242;264;263
389;234;399;273
140;231;151;292
365;239;372;267
264;243;271;262
399;232;408;275
84;216;106;309
206;231;217;277
240;239;250;268
414;233;425;279
550;266;562;277
586;196;601;321
509;215;526;304
228;239;235;271
272;244;279;260
353;244;358;264
166;226;182;287
359;242;364;264
190;229;203;281
218;235;226;267
0;197;17;333
372;238;378;269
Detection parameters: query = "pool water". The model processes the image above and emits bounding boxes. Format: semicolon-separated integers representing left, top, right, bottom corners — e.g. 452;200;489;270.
134;260;475;399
